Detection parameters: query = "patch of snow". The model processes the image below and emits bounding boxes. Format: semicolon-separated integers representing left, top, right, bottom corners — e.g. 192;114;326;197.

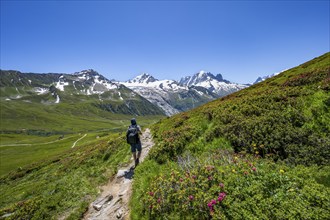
73;81;77;90
55;80;69;91
118;92;123;100
35;87;48;95
78;75;88;80
5;98;11;101
198;70;206;77
55;95;60;103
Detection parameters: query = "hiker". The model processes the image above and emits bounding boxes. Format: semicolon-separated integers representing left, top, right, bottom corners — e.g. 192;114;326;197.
126;118;142;167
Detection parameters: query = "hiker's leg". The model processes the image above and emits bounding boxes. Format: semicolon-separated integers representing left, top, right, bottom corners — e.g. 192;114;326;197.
137;142;142;159
131;144;137;161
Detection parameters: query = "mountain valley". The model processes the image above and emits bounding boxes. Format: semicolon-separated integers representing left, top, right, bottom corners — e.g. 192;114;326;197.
0;53;329;219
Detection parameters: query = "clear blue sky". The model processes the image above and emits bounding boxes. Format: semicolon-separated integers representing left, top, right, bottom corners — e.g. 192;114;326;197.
1;1;329;84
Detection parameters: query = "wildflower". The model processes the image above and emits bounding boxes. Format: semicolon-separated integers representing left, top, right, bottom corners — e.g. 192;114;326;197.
280;169;285;173
219;192;226;198
219;183;224;188
255;151;259;155
232;169;236;173
149;205;153;209
211;199;216;205
192;175;197;179
207;202;214;212
179;178;183;182
234;156;239;160
252;167;257;172
149;191;154;196
244;171;249;175
189;195;194;201
157;198;161;203
218;192;226;202
208;176;213;181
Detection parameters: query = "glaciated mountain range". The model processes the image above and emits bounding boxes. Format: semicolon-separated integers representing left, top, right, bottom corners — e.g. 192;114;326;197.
179;71;248;96
122;71;248;115
1;69;249;116
0;69;164;116
121;73;219;115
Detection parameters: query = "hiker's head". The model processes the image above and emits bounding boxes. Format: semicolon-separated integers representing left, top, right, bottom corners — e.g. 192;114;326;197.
131;118;137;125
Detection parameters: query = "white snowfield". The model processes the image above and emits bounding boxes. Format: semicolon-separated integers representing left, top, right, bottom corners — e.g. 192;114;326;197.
121;71;248;115
53;70;119;95
181;70;248;95
122;73;188;92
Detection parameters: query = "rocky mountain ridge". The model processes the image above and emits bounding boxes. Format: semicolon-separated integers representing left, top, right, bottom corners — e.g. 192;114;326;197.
0;69;165;116
1;69;253;116
122;71;248;115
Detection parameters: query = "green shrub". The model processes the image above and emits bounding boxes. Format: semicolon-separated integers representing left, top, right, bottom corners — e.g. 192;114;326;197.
137;152;330;219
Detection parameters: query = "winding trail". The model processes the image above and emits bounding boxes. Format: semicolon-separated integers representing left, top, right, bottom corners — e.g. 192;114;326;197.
83;128;154;220
71;134;87;148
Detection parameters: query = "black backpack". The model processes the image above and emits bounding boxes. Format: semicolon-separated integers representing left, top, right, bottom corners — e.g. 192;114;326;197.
127;125;139;144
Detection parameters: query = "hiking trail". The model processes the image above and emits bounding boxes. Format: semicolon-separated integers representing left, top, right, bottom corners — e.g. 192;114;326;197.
83;128;154;220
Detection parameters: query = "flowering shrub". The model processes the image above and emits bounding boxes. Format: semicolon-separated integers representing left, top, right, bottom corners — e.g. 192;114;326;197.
137;151;330;219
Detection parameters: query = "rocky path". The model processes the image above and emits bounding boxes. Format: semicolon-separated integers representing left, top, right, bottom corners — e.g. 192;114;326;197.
83;128;154;220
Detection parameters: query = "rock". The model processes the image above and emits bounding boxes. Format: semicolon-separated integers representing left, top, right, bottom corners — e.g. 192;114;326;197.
104;194;113;203
116;169;126;178
92;194;113;211
118;189;128;197
93;204;103;211
116;210;122;219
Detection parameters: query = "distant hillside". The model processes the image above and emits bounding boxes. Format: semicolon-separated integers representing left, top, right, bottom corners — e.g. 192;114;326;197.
150;52;330;165
0;69;165;134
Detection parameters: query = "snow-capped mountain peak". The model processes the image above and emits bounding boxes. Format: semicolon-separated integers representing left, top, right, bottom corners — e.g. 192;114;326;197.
254;69;287;84
129;73;158;84
179;71;247;96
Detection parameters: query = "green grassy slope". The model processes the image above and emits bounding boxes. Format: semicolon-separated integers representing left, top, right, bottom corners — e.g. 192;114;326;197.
131;52;330;219
0;114;163;176
0;132;132;219
0;77;164;176
149;52;330;166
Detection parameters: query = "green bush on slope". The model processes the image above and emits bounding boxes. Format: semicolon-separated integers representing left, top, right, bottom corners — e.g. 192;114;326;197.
135;152;330;219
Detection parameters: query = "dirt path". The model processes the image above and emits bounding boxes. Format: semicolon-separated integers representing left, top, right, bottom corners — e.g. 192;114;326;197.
83;128;154;220
71;134;87;148
0;134;86;148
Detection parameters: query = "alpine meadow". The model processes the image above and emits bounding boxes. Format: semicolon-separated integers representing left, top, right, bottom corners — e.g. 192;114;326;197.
130;53;330;219
0;51;329;219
